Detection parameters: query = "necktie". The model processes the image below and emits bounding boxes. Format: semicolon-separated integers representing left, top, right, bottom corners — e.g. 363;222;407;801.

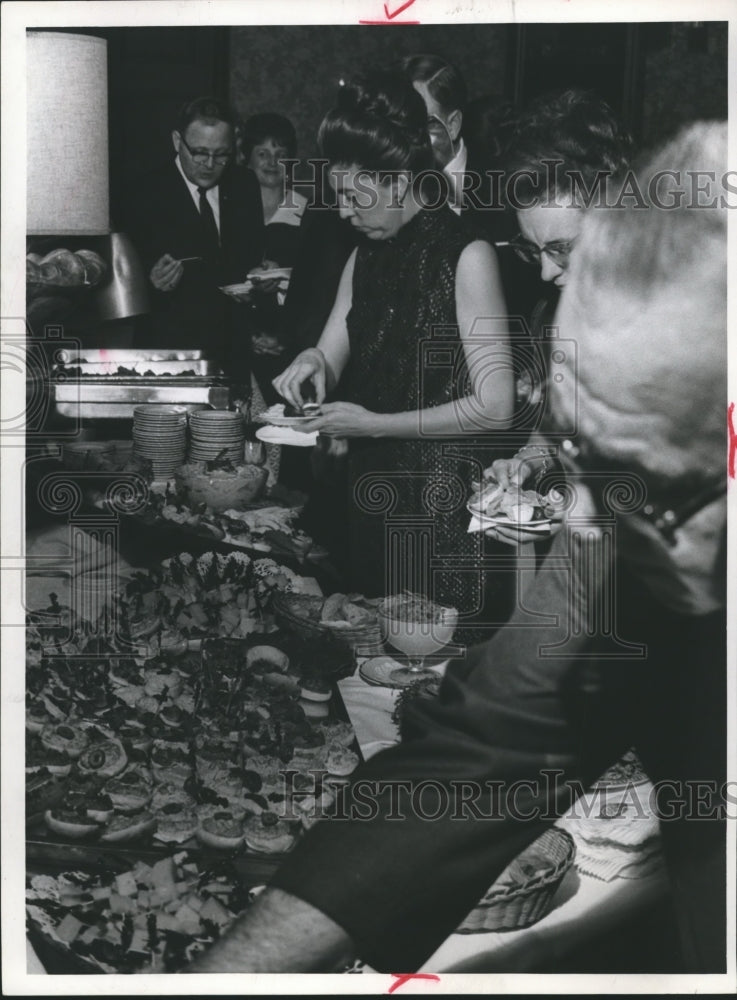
197;186;220;253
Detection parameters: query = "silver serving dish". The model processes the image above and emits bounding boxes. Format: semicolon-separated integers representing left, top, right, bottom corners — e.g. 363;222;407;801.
53;382;231;419
54;349;205;364
53;359;220;377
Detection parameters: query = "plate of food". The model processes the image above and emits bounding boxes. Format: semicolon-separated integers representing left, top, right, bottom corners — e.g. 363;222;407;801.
255;426;318;448
467;480;565;531
256;403;322;428
246;267;292;283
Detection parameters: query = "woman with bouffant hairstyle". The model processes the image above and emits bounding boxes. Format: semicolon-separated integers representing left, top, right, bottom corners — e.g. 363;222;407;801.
273;72;514;635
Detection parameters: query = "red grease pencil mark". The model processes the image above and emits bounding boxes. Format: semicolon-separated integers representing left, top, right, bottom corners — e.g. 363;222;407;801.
388;973;441;993
728;402;736;479
359;0;420;24
384;0;416;17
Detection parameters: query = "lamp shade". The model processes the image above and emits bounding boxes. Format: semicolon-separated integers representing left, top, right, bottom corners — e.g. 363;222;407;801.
27;32;110;235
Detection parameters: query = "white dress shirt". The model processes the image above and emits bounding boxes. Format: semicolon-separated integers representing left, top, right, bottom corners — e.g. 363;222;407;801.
443;139;468;215
175;155;221;234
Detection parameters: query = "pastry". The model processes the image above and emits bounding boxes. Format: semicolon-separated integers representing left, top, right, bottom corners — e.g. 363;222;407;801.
26;700;60;735
39;723;89;760
100;810;157;842
317;720;355;748
105;769;152;813
44;808;100;839
77;739;128;779
26;736;72;777
243;811;296;854
150;740;192;783
325;744;359;778
196;809;246;850
298;676;331;702
154;801;198;844
299;698;330;720
150;782;196;812
118;725;153;754
245;645;289;673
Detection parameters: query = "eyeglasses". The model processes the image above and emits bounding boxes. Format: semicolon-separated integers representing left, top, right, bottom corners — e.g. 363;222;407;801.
179;135;232;165
496;235;576;268
427;115;451;138
551;437;724;547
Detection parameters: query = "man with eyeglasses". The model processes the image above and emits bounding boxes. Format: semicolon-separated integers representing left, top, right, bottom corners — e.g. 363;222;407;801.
124;96;264;367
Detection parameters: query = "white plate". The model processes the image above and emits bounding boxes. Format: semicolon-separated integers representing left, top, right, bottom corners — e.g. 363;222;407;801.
255;426;318;447
246;267;292;281
359;656;411;688
466;501;553;531
219;281;254;298
256;404;319;428
359;656;446;689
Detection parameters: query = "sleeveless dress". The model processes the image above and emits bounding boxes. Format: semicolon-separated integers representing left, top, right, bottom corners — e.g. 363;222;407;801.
341;207;506;631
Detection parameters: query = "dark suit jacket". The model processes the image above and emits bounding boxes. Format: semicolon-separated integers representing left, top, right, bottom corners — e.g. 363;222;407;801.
123;160;264;364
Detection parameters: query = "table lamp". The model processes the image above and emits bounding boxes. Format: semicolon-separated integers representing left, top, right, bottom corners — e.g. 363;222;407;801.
26;31;148;319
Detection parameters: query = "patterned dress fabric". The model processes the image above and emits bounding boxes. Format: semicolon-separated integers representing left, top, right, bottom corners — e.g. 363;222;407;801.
342;206;505;628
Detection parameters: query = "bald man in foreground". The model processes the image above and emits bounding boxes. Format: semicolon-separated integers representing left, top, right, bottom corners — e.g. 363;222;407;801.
188;121;728;975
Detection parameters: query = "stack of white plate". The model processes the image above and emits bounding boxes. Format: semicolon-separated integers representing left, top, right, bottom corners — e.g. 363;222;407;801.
188;410;244;463
132;405;188;477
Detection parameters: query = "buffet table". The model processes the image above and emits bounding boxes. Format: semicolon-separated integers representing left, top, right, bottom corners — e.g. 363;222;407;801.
23;508;667;975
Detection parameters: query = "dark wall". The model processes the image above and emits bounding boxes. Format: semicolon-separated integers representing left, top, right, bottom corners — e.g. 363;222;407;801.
229;24;509;163
640;22;728;149
228;21;728;161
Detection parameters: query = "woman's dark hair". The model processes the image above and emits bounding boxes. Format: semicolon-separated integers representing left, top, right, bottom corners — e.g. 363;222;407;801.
464;94;514;163
401;53;467;116
502;89;632;204
176;96;237;136
318;72;434;175
241;112;298;160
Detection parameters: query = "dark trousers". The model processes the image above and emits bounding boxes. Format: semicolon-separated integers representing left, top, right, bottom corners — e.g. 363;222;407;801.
273;527;726;972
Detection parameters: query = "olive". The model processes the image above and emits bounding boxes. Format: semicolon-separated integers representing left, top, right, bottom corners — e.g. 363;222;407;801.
85;748;106;769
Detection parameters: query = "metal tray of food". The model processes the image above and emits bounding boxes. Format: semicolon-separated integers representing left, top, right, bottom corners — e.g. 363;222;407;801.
53;360;222;377
55;349;205;364
53;383;232;419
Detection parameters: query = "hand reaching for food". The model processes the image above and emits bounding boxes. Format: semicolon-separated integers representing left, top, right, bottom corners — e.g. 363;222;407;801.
470;477;566;545
272;348;327;410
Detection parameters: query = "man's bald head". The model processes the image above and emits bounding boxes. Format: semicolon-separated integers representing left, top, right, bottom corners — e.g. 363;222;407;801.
551;121;727;500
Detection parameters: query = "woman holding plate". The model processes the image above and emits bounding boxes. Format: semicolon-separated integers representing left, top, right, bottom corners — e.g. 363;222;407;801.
480;89;633;544
273;72;514;636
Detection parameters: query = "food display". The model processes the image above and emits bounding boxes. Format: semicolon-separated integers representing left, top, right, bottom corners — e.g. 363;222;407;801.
273;591;384;651
115;549;313;651
84;452;314;561
175;460;268;512
26;853;256;972
27;248;107;289
26;630;357;853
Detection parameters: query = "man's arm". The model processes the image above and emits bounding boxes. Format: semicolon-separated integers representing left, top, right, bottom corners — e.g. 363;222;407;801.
186;887;356;973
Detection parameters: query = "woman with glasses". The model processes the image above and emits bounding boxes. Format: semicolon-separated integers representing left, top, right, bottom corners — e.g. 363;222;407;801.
272;72;514;638
484;90;632;532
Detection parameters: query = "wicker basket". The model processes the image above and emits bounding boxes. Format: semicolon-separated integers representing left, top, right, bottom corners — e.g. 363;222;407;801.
273;594;383;653
456;828;576;933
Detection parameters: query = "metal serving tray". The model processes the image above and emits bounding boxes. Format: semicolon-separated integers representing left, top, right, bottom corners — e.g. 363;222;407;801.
54;349;205;364
54;360;221;377
53;381;231;418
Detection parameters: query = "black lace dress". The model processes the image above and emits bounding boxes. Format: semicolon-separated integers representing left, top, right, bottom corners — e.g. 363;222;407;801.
341;207;509;633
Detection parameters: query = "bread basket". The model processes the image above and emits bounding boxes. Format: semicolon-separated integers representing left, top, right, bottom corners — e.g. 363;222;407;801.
272;594;383;653
456;827;575;933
